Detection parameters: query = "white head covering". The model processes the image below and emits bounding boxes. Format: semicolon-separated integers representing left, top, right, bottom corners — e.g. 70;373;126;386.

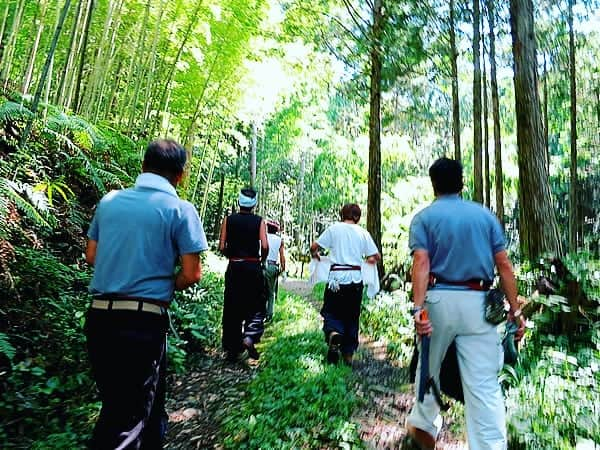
238;190;257;208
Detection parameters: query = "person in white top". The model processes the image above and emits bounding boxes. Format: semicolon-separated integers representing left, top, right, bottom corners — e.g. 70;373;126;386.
310;203;380;365
264;220;286;322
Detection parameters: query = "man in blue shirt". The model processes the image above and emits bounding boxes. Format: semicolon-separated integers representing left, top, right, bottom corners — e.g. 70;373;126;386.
85;139;208;449
406;158;525;450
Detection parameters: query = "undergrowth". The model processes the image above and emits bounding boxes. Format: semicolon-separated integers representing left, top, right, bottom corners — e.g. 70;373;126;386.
221;291;361;449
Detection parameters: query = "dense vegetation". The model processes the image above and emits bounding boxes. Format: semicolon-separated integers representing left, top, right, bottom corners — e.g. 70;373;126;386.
0;0;599;448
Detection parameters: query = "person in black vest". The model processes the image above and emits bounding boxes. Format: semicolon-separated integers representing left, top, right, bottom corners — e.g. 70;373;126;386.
219;188;268;361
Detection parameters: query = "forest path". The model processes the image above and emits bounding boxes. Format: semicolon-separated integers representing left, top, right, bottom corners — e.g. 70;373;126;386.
164;279;467;449
282;280;467;450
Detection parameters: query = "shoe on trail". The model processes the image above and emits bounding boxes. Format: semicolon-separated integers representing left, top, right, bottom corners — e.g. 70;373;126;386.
327;331;343;364
243;337;260;360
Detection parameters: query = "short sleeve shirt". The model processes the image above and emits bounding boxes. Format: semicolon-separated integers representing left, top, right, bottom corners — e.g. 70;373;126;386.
266;233;282;262
88;173;208;302
317;222;379;284
408;194;505;287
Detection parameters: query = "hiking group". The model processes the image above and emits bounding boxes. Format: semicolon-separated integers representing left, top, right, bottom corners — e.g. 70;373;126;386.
84;138;525;449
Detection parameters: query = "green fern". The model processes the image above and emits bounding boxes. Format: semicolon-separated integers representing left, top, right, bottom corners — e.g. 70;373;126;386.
0;101;34;123
0;177;53;228
0;332;16;362
45;113;100;148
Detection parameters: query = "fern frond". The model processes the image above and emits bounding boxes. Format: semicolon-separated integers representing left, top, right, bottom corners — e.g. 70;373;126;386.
0;332;16;362
45;113;100;148
0;177;53;228
0;101;34;123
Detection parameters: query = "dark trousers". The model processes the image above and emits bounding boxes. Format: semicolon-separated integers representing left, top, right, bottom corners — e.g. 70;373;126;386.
222;261;265;355
85;309;169;450
320;282;363;355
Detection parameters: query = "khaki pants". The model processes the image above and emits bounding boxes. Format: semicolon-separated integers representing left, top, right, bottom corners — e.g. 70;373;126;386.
407;289;506;450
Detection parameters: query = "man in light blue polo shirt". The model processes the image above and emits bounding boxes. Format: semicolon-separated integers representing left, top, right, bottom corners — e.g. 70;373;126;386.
406;158;525;450
85;139;208;449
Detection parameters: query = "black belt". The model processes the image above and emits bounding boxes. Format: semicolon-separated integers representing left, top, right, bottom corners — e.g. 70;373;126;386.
267;260;279;265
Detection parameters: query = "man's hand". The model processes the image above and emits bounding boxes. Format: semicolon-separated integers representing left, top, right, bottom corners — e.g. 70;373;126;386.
309;241;321;261
414;310;433;337
508;311;526;341
366;253;380;264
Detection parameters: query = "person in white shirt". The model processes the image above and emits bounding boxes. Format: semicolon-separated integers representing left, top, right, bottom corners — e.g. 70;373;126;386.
310;203;380;365
264;220;286;322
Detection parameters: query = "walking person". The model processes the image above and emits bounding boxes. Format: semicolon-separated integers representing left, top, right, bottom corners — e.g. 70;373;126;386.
219;188;268;361
406;157;525;450
264;220;286;322
85;139;208;449
310;203;380;366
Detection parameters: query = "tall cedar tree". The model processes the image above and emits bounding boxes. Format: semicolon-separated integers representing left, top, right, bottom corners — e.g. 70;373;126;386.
472;0;483;203
509;0;562;260
486;0;504;225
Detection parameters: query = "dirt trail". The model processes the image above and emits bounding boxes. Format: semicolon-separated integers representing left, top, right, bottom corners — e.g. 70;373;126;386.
282;279;467;450
165;279;467;449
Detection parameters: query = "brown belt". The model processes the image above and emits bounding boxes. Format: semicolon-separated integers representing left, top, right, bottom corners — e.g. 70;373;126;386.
428;274;491;291
229;257;260;263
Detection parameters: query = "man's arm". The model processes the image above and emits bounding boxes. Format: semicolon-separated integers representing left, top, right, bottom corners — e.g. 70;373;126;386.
259;219;269;262
309;241;321;260
279;241;286;272
175;253;202;291
218;217;227;255
412;249;432;336
85;240;98;266
494;250;525;340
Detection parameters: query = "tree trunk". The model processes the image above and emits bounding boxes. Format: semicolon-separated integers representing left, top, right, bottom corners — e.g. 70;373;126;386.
487;0;504;225
20;0;72;147
449;0;461;162
0;2;11;59
482;14;490;208
250;122;257;188
1;0;25;87
124;0;151;130
509;0;562;260
368;0;383;274
80;0;118;116
568;0;578;252
215;171;225;238
91;0;125;122
23;0;48;96
142;0;167;124
472;0;483;203
72;0;94;112
152;0;204;136
543;54;549;173
200;136;220;221
55;0;83;106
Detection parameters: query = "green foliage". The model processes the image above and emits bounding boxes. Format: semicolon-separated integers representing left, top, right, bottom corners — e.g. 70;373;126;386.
0;101;34;123
505;346;600;449
359;291;414;363
221;291;360;449
0;333;16;363
168;271;226;373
